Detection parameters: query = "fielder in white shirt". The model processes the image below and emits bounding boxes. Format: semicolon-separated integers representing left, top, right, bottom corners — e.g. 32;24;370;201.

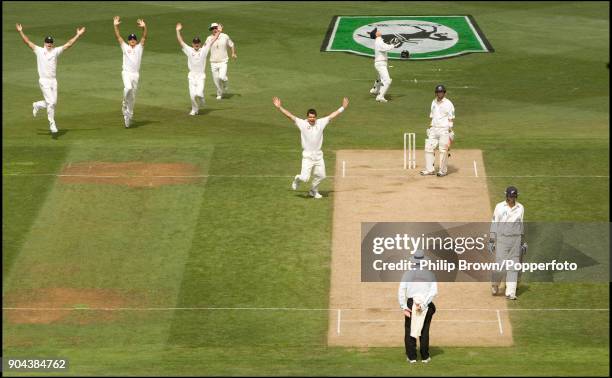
16;23;86;136
113;16;147;128
488;186;527;300
272;96;349;199
421;84;455;177
206;23;236;100
176;23;220;115
369;28;402;103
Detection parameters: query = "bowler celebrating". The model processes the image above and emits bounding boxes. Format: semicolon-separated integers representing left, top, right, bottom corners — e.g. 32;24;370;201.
176;22;219;115
113;16;147;128
16;23;86;136
273;96;349;199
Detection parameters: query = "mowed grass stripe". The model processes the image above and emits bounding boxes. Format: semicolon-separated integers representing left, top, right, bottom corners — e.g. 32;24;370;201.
2;145;215;352
2;146;69;282
167;146;334;347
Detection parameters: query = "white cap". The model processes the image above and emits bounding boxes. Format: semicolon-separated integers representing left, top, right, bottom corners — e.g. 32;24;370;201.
209;22;219;31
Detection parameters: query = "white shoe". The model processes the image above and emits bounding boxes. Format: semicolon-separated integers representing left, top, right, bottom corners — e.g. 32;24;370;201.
422;357;431;363
189;110;198;116
407;358;416;364
216;95;222;100
491;285;499;296
124;115;131;128
420;170;435;176
309;190;322;199
33;103;38;117
376;96;388;103
436;171;447;177
291;175;300;190
506;294;517;300
49;122;58;134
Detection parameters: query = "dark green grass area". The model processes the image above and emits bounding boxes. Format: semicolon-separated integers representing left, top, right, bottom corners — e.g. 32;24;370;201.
2;146;68;280
2;1;609;376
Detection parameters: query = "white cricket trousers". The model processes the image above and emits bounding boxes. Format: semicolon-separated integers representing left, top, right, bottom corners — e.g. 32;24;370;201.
424;127;452;174
373;61;392;99
122;71;140;118
297;150;326;191
492;235;522;296
210;62;228;96
188;72;205;112
33;78;58;128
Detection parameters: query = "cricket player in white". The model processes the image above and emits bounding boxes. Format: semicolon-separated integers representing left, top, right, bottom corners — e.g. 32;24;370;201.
272;96;349;199
16;23;86;135
113;16;147;128
421;85;455;177
489;186;527;300
369;28;402;103
176;23;220;115
206;23;237;100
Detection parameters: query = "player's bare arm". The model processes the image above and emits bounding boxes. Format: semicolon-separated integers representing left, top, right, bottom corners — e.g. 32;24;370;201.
62;26;86;51
16;23;36;50
137;19;147;46
272;97;296;122
113;16;124;44
327;97;349;121
176;22;185;46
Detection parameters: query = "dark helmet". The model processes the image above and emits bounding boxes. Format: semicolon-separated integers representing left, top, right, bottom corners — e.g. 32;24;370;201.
44;36;54;43
505;186;519;198
127;33;138;41
435;84;446;93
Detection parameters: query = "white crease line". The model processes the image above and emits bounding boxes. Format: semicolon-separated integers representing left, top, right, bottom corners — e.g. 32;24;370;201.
342;161;346;178
497;309;503;335
342;320;498;323
3;173;609;179
473;160;478;177
337;309;342;335
3;307;609;312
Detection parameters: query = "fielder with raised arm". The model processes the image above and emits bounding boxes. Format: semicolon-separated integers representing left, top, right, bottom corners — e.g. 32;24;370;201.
272;97;349;199
369;28;402;103
16;23;86;136
113;16;147;128
489;186;528;300
176;22;219;115
206;23;236;100
421;84;455;177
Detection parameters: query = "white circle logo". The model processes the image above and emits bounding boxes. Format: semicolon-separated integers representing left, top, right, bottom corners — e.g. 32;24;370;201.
353;20;458;54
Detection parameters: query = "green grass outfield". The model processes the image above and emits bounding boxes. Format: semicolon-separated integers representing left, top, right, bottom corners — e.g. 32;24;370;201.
2;1;609;376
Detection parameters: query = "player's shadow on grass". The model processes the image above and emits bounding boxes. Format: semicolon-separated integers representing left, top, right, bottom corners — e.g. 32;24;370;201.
128;119;159;128
37;129;69;139
428;347;445;358
294;190;334;199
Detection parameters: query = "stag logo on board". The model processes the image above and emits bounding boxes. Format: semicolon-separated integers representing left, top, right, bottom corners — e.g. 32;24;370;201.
322;16;494;60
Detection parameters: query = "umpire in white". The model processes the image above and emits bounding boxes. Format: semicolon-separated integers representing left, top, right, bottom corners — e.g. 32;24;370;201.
489;186;527;300
398;249;438;364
